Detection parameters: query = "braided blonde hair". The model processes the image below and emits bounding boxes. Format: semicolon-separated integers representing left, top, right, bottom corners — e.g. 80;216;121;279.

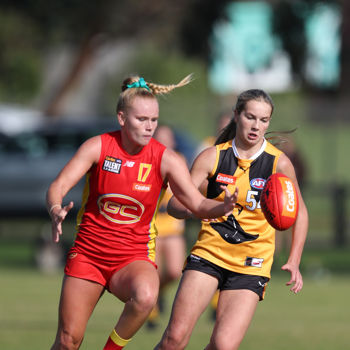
117;74;193;113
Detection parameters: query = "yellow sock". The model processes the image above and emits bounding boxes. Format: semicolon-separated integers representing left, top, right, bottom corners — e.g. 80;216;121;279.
103;329;131;349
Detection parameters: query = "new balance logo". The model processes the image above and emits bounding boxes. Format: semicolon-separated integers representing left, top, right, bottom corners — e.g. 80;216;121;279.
123;161;135;167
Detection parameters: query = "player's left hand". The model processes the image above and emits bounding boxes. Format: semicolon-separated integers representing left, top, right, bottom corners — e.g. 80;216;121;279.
221;185;238;216
281;262;303;294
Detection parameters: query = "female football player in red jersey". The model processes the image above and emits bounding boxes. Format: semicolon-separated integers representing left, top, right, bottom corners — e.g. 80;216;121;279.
46;75;237;350
154;89;309;350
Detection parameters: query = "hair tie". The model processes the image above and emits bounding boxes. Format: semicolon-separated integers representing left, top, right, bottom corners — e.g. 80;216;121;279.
126;77;151;91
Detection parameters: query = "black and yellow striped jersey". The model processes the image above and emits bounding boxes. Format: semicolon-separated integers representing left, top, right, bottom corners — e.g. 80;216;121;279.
191;139;283;278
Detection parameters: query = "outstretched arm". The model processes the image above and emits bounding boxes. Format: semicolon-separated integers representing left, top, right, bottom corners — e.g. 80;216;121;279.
161;147;238;220
46;136;101;243
277;153;309;294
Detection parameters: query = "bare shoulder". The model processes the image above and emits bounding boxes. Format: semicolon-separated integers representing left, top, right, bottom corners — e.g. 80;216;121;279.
51;135;102;186
161;148;187;170
74;135;102;165
195;145;216;161
277;152;297;181
81;134;101;148
191;146;217;172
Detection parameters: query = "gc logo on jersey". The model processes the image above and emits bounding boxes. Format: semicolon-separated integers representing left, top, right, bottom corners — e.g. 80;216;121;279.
97;194;145;224
103;156;122;174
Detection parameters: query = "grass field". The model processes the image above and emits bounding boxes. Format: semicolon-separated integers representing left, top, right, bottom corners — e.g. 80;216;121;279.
0;267;349;350
0;173;349;350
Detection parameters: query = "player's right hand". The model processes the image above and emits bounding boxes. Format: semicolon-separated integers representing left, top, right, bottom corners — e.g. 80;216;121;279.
51;201;74;243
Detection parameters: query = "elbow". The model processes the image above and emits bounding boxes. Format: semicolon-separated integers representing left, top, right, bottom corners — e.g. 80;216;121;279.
167;208;186;220
167;198;192;219
166;203;180;219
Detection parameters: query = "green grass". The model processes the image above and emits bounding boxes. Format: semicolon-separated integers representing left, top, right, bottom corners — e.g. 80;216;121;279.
0;267;349;350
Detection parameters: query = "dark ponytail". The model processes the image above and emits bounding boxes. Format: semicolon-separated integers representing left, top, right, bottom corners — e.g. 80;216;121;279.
215;119;236;145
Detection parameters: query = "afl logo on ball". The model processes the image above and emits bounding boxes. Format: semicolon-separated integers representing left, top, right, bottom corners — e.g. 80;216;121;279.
97;194;145;224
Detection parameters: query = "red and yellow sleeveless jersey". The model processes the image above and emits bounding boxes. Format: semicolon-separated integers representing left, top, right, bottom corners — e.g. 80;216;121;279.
73;131;167;263
156;189;185;238
191;139;282;278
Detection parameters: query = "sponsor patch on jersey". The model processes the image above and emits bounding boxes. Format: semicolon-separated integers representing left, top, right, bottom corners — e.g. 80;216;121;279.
68;252;77;259
102;156;122;174
250;178;266;190
216;173;236;185
132;183;152;192
244;257;264;268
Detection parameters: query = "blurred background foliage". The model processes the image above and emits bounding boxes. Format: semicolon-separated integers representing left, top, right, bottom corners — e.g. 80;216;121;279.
0;10;42;102
0;0;344;112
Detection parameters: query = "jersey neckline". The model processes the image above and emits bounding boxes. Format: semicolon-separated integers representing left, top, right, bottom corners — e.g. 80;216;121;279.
232;138;267;161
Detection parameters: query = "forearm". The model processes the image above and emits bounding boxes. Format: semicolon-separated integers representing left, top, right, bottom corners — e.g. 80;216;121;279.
165;148;236;220
167;196;228;220
195;198;227;219
46;182;74;243
46;180;67;214
167;197;194;219
287;203;309;266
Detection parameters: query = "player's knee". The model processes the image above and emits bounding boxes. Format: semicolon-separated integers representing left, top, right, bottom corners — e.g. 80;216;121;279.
54;328;83;350
162;324;190;349
167;268;182;282
210;334;241;350
134;284;158;312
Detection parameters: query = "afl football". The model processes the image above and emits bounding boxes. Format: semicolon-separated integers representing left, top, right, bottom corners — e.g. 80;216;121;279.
260;173;299;231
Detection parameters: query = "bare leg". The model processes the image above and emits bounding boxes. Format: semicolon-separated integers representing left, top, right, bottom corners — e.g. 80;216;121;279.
51;275;105;350
158;235;186;288
148;236;185;327
155;270;219;350
108;260;160;339
205;289;259;350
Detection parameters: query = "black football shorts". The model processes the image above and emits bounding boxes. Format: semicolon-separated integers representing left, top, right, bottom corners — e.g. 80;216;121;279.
184;254;269;300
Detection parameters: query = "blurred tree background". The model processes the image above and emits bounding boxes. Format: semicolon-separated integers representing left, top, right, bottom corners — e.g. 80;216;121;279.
0;0;347;124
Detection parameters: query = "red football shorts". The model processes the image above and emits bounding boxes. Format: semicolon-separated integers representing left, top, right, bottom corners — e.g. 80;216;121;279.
64;248;157;290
